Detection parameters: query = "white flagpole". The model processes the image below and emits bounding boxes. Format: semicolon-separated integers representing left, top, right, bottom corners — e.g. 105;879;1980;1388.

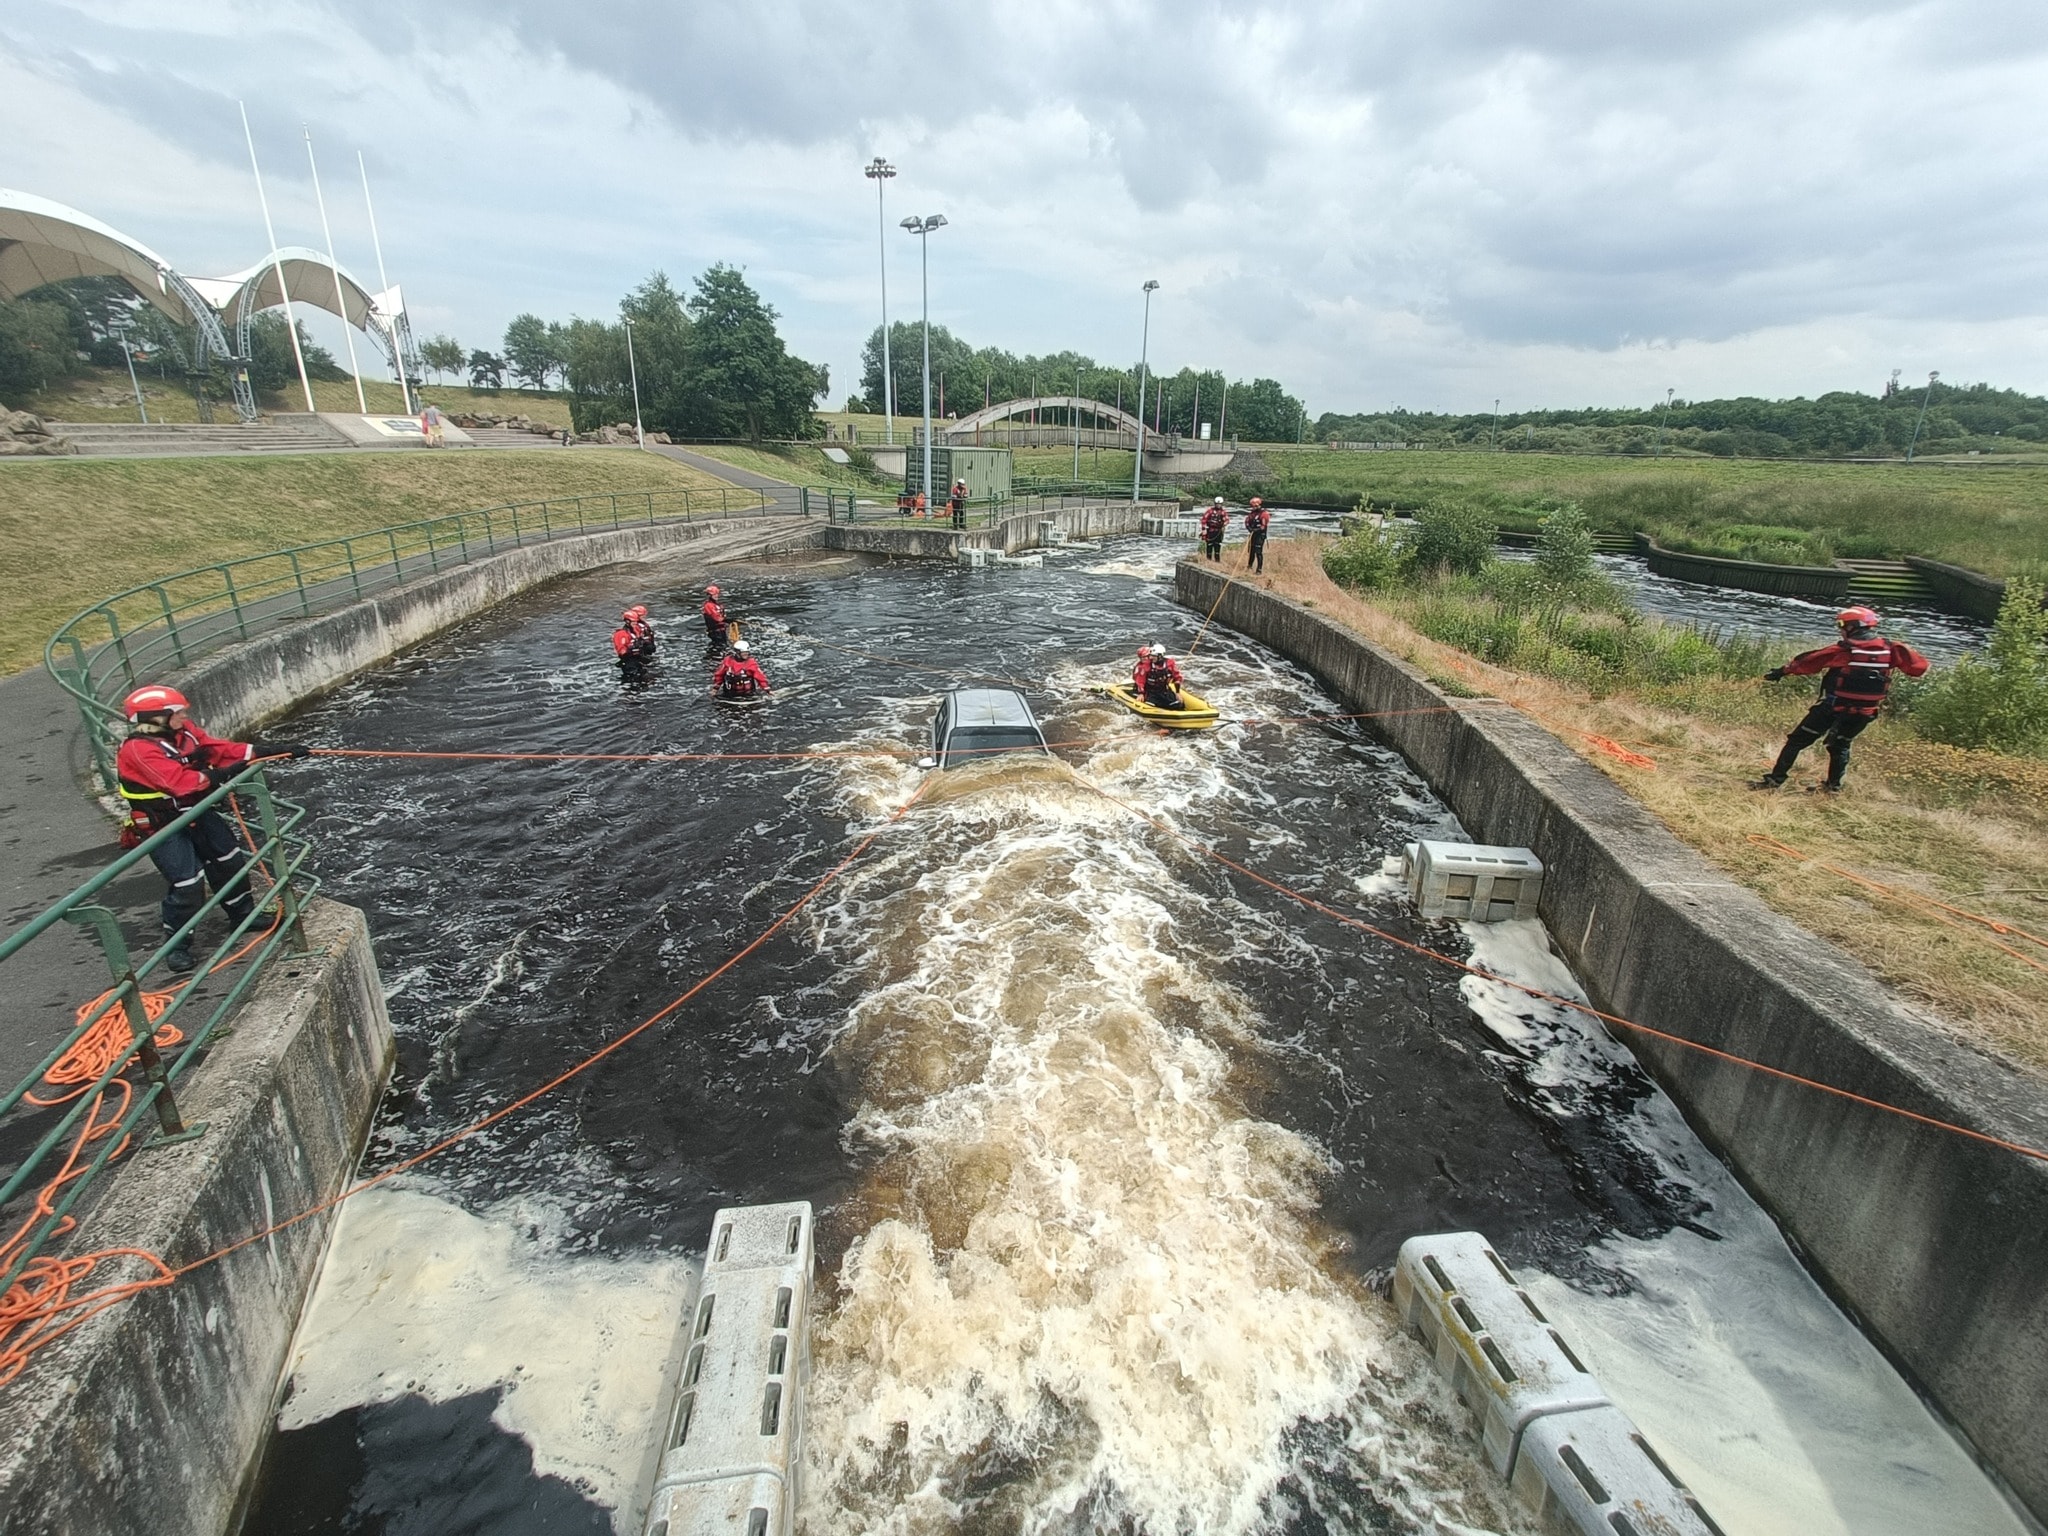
305;126;366;412
358;150;412;413
242;101;314;413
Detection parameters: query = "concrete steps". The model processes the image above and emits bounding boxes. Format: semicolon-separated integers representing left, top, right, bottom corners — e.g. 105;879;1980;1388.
1837;558;1937;604
48;418;352;456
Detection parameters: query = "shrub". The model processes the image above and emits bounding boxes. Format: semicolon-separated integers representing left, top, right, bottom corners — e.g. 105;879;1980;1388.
1905;578;2048;755
1533;501;1596;588
1322;518;1407;590
1406;497;1497;575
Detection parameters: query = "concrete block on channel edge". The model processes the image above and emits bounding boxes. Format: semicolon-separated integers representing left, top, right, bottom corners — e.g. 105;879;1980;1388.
1401;839;1544;923
1511;1405;1726;1536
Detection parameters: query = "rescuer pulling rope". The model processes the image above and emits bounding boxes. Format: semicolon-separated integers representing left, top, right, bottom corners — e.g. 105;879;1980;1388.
1751;606;1928;793
113;686;307;972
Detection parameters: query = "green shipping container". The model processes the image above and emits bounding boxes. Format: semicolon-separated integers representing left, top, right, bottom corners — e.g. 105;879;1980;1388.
905;446;1012;503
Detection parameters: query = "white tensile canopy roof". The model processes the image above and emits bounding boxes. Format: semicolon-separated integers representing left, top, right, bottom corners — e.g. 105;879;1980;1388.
188;249;398;332
0;186;201;325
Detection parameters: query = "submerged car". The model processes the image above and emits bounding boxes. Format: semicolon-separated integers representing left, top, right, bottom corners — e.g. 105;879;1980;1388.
921;688;1052;769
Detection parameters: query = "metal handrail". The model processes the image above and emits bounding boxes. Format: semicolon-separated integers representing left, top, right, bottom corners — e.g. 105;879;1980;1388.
45;485;781;785
0;764;316;1297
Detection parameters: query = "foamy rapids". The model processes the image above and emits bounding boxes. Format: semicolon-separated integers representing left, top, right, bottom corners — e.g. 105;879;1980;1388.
797;740;1526;1535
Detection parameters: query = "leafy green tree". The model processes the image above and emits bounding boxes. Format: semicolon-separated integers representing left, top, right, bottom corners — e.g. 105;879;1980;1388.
419;334;464;382
676;264;823;441
562;317;632;431
246;312;344;394
1406;498;1498;575
0;296;82;401
502;313;561;390
1534;503;1597;588
466;349;505;392
1905;579;2048;754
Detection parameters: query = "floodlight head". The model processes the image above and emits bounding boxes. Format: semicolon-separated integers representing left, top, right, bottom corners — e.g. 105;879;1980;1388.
1143;279;1160;293
926;213;947;228
900;215;922;232
1929;370;1940;382
865;158;896;179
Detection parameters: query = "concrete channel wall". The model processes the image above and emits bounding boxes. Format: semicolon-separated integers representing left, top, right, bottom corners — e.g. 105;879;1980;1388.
821;501;1149;562
182;515;813;737
1173;560;2048;1522
0;903;392;1536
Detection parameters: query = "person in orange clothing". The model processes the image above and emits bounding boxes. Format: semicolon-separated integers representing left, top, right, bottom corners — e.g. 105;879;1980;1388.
114;685;307;970
711;641;772;698
701;585;733;650
1132;643;1186;709
1752;607;1929;792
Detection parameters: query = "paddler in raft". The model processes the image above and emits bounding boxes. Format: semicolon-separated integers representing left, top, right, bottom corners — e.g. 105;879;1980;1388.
1132;643;1188;711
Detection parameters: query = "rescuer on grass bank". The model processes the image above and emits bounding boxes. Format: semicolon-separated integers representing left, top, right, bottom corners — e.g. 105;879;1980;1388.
1751;607;1928;793
949;479;969;530
1244;497;1272;574
115;686;308;972
1201;498;1229;560
711;641;772;698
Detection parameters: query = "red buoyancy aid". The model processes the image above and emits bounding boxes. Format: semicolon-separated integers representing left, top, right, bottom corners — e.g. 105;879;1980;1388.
1783;635;1930;716
1201;508;1228;537
1134;654;1184;695
115;725;253;830
612;627;637;657
1245;507;1271;536
702;599;728;637
713;655;770;696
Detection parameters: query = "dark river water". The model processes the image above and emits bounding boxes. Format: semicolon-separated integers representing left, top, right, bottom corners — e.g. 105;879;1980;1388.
240;536;2019;1536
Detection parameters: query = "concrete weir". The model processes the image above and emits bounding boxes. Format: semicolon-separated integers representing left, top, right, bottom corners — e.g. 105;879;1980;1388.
820;500;1150;562
1174;560;2048;1522
0;903;391;1536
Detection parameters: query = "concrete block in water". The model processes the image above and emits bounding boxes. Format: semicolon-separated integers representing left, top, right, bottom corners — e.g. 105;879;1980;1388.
1401;840;1544;923
644;1203;814;1536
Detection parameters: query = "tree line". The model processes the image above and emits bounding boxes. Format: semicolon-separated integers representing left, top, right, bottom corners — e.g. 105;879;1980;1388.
1314;381;2048;459
849;323;1310;442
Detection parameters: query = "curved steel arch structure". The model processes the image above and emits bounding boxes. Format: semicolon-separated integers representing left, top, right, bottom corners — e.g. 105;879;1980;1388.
189;249;420;412
945;394;1143;439
0;187;256;420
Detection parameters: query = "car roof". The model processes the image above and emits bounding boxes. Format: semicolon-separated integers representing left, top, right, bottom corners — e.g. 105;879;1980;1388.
944;688;1036;728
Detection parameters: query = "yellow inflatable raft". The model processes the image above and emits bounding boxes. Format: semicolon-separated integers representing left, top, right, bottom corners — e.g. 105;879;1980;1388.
1100;681;1220;729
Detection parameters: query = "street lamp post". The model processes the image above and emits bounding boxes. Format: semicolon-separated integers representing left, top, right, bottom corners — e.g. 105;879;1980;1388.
900;213;947;514
1652;387;1675;457
111;323;148;423
622;316;644;447
864;158;897;444
1132;279;1158;504
1074;363;1082;481
1907;371;1940;462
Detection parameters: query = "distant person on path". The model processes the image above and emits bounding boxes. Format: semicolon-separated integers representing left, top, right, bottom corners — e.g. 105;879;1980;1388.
712;641;772;698
1244;497;1272;573
1751;607;1928;793
421;401;444;446
115;685;307;972
949;479;969;530
1200;498;1229;560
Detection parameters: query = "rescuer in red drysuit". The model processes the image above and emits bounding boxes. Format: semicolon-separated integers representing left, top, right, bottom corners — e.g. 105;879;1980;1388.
1133;643;1186;709
114;685;307;971
1243;497;1272;573
1752;607;1929;792
949;480;969;530
711;641;772;698
612;605;657;673
701;586;732;649
1200;498;1229;561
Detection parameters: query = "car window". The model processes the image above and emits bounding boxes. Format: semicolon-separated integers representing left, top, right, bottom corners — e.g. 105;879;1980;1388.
943;728;1047;763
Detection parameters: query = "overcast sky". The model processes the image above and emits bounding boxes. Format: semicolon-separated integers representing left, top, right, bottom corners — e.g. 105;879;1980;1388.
6;0;2047;414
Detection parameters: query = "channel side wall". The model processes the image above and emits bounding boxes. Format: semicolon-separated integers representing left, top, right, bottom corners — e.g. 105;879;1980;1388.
1173;559;2048;1520
175;516;814;737
821;501;1149;561
0;901;392;1536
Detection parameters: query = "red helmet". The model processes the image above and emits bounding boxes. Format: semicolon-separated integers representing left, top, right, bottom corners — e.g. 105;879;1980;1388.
629;604;648;619
706;585;721;599
123;684;189;720
1837;606;1881;630
1249;496;1264;507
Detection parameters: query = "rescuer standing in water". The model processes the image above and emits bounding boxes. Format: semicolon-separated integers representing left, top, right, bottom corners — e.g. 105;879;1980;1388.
115;685;308;971
1200;498;1229;561
611;605;657;680
701;585;732;650
1752;607;1928;792
711;640;772;698
1244;497;1272;573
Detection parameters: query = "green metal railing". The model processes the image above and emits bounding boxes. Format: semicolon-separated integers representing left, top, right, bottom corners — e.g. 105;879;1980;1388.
814;481;1181;527
45;485;781;786
0;766;315;1297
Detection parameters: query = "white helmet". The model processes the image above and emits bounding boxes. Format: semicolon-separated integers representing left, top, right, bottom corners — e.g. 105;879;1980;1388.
732;640;751;655
1150;641;1164;654
1212;495;1224;505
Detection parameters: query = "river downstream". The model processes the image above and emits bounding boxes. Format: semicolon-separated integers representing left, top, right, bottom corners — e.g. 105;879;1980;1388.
243;534;2021;1535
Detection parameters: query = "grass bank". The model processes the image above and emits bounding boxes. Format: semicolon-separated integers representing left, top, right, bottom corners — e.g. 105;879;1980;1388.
682;442;901;495
0;448;736;674
1250;537;2048;1072
14;365;575;427
1234;450;2048;577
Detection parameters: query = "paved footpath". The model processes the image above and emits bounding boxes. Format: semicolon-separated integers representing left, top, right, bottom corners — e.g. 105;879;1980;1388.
652;444;803;512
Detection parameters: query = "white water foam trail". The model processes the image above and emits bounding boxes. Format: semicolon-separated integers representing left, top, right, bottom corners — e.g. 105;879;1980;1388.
1458;920;2031;1536
800;759;1530;1535
278;1183;693;1532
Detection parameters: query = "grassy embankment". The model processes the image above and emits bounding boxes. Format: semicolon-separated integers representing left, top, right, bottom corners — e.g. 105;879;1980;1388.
1244;535;2048;1071
1236;450;2048;578
13;365;576;427
0;449;736;674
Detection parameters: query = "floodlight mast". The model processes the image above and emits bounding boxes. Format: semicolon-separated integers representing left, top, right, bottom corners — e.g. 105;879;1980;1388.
241;100;314;413
305;126;367;413
901;213;947;515
864;158;897;444
1132;280;1159;504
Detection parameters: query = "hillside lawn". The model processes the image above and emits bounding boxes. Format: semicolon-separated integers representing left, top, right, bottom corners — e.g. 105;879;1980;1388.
1249;536;2048;1072
11;365;576;428
0;448;736;675
1243;449;2048;578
